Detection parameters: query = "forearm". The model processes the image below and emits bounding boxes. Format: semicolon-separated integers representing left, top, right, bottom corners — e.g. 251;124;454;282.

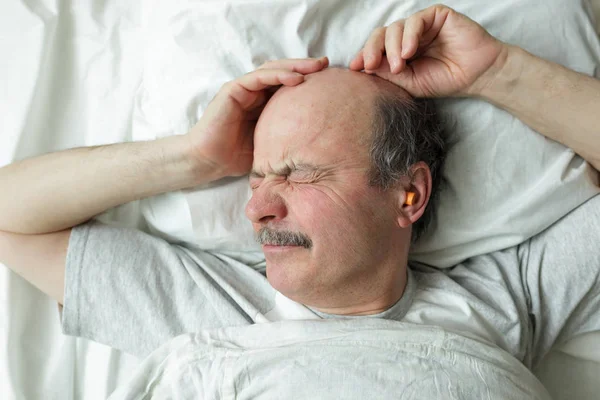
475;45;600;170
0;135;211;234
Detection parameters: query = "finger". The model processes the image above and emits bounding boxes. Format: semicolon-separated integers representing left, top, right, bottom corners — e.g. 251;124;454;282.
369;56;394;78
349;50;365;71
247;105;267;121
401;14;426;60
247;90;268;111
402;5;451;59
258;57;329;74
240;69;305;91
226;69;305;109
385;21;406;74
246;87;279;119
371;58;424;97
363;27;386;71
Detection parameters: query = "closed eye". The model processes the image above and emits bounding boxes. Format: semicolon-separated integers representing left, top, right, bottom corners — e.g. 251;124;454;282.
289;169;321;183
289;178;316;185
249;162;327;187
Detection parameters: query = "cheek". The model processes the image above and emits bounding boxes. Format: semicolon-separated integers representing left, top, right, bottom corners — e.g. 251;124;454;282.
287;184;391;244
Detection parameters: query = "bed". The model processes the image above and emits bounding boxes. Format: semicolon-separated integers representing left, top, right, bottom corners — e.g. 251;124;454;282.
1;1;599;399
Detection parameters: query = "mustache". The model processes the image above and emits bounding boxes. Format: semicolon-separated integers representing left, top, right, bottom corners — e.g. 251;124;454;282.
255;227;313;249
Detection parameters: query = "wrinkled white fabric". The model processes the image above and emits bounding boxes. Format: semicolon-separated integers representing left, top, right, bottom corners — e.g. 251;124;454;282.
108;319;552;400
0;2;147;399
1;1;600;400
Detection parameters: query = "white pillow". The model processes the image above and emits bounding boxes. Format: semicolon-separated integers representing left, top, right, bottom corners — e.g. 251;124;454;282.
133;0;600;267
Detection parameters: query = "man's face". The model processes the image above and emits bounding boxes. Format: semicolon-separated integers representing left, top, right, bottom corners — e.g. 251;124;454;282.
245;69;408;309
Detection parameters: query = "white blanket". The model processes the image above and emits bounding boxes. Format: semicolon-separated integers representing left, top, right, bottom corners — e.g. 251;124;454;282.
108;319;551;400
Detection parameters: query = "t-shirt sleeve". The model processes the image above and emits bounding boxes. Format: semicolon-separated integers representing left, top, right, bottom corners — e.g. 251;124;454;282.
62;220;274;358
520;194;600;368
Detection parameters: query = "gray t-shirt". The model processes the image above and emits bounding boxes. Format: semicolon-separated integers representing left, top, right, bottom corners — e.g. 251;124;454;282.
62;194;600;370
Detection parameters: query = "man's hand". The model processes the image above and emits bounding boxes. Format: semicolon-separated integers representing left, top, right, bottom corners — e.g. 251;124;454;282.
186;57;329;180
350;4;600;173
349;4;505;98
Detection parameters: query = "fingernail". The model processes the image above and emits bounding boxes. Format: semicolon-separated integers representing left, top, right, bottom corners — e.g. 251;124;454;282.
390;56;399;73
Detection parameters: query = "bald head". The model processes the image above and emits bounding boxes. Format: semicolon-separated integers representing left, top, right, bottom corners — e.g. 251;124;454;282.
253;68;412;176
276;66;411;100
251;67;446;242
255;68;410;150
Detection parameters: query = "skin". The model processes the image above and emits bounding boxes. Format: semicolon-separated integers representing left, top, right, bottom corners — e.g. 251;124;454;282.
350;4;600;170
246;68;424;314
0;5;597;315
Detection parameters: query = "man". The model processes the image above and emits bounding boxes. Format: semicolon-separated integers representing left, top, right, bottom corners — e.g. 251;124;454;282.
0;1;599;383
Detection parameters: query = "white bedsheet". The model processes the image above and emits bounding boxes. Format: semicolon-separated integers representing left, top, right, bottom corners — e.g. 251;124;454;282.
0;2;146;399
1;1;599;399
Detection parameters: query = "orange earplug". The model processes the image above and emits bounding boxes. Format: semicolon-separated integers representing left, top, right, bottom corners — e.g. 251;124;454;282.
405;192;416;206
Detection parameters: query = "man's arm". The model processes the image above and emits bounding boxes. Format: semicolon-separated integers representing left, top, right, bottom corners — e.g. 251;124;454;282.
0;58;328;304
473;45;600;171
0;57;329;236
0;230;70;303
0;136;202;304
350;5;600;171
0;136;201;235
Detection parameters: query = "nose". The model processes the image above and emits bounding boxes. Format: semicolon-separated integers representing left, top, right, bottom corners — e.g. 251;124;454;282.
245;185;288;224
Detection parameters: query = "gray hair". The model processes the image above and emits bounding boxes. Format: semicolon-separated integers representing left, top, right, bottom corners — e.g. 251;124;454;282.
368;93;447;242
256;227;313;249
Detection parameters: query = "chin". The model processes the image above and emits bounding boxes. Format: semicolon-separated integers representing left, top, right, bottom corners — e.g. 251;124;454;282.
265;258;311;300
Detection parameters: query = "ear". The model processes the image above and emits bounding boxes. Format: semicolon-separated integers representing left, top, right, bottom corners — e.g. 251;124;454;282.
395;162;432;229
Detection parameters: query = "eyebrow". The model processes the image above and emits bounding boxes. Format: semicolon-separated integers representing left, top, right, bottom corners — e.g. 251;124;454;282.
250;163;323;178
